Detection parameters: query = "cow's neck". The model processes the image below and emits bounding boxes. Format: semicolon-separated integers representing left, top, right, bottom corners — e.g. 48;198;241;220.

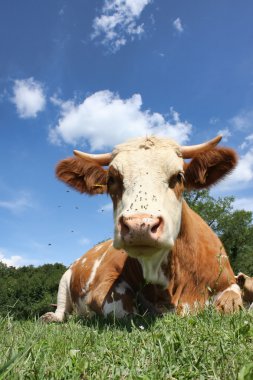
134;200;190;289
137;248;170;287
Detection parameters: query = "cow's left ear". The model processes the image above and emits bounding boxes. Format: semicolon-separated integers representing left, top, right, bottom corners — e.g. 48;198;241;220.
184;148;238;189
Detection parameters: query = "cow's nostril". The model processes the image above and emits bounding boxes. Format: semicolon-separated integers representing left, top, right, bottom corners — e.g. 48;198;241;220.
151;218;162;234
119;216;130;236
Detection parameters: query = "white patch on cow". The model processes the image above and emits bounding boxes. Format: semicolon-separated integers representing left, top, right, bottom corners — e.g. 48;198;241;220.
249;303;253;311
84;243;112;292
115;280;131;295
138;248;169;287
81;257;87;265
103;299;129;318
85;255;105;291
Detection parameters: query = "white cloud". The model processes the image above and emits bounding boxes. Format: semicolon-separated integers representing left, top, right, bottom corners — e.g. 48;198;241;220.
0;252;23;267
11;77;46;118
217;128;231;142
233;197;253;212
92;0;151;52
0;246;43;267
0;192;33;214
230;109;253;131
173;17;184;33
49;90;192;150
215;147;253;191
0;248;35;267
240;134;253;150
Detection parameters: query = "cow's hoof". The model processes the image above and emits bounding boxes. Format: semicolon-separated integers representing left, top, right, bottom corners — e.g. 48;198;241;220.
215;290;243;313
40;312;63;323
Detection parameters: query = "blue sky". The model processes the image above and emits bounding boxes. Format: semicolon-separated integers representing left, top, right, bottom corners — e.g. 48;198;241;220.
1;0;253;267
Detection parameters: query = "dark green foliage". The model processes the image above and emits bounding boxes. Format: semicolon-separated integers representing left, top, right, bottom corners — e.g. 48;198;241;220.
0;263;66;319
185;190;253;276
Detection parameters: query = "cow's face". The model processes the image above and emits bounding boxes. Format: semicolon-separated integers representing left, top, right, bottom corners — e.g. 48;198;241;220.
56;136;237;286
106;140;184;285
109;139;184;253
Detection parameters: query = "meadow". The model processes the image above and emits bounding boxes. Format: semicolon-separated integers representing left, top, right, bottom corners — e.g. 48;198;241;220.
1;309;253;380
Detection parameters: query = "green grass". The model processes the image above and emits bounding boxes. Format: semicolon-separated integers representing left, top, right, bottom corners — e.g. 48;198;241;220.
1;310;253;380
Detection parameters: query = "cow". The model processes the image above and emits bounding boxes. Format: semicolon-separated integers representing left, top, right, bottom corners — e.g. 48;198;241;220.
236;273;253;311
41;135;243;322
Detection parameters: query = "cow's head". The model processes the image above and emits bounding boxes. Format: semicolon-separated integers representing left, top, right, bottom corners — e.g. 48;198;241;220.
56;136;237;286
236;273;253;304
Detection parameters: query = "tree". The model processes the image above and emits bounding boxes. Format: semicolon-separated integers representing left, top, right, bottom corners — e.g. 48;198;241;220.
0;263;67;319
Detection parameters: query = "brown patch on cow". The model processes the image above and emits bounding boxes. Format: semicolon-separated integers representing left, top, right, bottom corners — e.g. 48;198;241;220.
107;165;124;208
56;157;107;195
168;201;236;309
184;147;238;190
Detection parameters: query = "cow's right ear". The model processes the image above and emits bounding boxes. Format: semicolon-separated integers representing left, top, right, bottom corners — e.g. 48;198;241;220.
56;157;107;195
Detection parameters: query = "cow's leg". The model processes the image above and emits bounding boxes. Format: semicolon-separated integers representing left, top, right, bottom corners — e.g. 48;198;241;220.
102;280;137;318
41;269;73;322
214;284;243;313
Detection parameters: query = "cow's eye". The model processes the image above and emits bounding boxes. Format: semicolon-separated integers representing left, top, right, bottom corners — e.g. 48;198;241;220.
177;172;185;183
169;172;185;188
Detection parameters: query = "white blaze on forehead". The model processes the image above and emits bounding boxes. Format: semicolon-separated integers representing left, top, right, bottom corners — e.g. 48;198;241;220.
111;137;184;214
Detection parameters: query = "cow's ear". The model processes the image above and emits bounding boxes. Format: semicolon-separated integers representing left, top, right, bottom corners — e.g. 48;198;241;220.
56;157;107;195
236;273;247;289
184;148;238;190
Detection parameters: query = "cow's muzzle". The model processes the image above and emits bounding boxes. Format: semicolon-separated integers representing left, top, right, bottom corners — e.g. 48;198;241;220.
118;213;164;247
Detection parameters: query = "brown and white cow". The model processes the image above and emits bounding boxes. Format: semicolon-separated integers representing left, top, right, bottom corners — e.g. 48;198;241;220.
42;135;243;322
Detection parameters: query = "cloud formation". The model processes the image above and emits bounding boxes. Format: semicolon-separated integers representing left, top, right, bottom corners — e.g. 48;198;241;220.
173;17;184;33
233;197;253;212
216;146;253;191
0;192;34;214
0;249;24;267
230;109;253;131
49;90;192;150
92;0;151;52
12;77;46;118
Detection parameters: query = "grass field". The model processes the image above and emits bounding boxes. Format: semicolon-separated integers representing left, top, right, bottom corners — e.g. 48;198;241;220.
1;310;253;380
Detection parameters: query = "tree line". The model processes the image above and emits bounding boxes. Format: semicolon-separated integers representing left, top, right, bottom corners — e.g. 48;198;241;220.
0;190;252;319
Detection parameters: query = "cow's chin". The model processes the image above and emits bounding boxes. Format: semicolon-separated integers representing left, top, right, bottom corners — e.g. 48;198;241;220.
121;244;169;259
113;235;173;258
